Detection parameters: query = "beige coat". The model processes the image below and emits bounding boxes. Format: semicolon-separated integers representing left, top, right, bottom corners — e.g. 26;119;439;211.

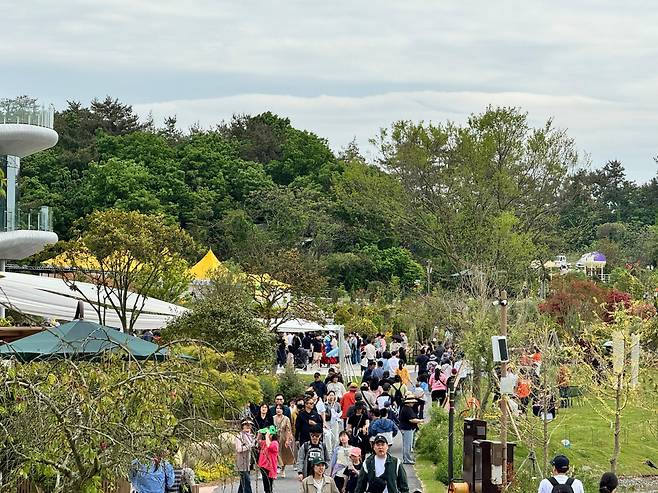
300;475;340;493
273;414;295;465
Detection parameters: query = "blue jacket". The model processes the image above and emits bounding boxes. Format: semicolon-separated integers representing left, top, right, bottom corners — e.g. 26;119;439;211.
130;460;175;493
369;418;398;437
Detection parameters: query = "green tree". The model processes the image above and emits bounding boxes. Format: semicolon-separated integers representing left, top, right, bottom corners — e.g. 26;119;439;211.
59;210;196;334
164;269;275;370
372;107;578;288
0;348;260;493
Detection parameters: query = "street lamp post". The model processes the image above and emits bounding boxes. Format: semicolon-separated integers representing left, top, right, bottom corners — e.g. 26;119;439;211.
426;260;433;295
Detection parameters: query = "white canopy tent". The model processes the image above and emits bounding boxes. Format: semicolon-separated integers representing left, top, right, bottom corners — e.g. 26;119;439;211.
0;271;187;331
274;319;354;380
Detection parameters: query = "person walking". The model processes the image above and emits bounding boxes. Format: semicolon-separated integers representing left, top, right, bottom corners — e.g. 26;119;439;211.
325;391;343;451
297;396;323;446
254;403;274;431
343;448;363;493
273;404;295;478
354;435;409;493
399;395;423;464
327;374;347;399
130;455;175;493
395;360;412;387
330;431;353;492
599;472;618;493
537;455;584;493
301;458;340;493
297;429;331;481
429;366;448;406
368;408;398;446
257;427;279;493
341;383;358;422
346;402;370;458
234;419;255;493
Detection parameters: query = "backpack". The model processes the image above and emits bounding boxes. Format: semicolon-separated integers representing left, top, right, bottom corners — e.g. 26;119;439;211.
548;477;575;493
392;384;403;406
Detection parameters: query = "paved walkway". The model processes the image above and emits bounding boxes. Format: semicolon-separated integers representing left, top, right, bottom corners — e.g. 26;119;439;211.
197;434;423;493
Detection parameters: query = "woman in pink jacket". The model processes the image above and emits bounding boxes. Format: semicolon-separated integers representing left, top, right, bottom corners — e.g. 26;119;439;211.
429;366;448;405
258;427;279;493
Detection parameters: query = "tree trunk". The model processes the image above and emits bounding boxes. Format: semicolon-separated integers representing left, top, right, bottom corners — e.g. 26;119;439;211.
610;373;622;473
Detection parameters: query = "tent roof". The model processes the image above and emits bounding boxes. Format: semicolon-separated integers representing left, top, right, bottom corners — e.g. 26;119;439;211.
43;250;100;270
0;271;186;331
275;319;343;333
188;249;225;280
0;319;167;361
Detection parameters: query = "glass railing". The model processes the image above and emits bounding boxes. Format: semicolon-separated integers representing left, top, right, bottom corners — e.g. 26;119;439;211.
0;97;55;129
0;205;54;232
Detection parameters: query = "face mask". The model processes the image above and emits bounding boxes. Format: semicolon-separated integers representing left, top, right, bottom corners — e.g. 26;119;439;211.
297;404;304;409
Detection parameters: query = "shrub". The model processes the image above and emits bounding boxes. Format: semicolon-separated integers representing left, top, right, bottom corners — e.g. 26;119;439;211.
416;406;463;484
277;364;307;401
258;375;278;404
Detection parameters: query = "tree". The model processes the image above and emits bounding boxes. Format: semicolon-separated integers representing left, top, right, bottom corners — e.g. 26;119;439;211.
163;269;275;371
372;107;578;289
243;249;327;330
0;347;261;493
59;210;196;334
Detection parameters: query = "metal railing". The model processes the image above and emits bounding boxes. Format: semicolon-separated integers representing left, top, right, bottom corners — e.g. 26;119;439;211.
0;205;54;232
0;97;55;129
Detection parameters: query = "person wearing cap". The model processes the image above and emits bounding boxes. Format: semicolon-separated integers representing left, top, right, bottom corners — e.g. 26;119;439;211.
301;457;340;493
344;447;363;493
399;394;423;464
235;419;255;493
297;428;330;481
537;455;584;493
257;427;279;493
355;435;409;493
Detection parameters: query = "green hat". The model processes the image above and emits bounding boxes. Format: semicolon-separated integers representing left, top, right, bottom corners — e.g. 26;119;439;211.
311;457;328;467
258;425;278;435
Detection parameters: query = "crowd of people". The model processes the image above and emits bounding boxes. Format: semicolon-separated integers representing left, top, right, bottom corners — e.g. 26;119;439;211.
234;331;449;493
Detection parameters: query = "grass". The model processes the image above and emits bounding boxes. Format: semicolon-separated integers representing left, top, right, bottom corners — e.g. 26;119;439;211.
486;386;658;478
415;458;445;492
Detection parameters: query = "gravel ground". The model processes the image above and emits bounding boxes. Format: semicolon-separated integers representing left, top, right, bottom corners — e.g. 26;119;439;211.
619;476;658;492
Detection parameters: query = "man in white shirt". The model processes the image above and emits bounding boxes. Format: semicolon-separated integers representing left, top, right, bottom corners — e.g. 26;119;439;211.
364;341;377;361
537;455;584;493
388;352;400;374
355;435;409;493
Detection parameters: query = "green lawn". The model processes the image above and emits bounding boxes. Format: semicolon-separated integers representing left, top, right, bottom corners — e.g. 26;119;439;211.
490;389;658;478
415;459;445;492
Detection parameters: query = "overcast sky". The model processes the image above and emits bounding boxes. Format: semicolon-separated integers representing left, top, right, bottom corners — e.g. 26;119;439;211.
2;1;657;181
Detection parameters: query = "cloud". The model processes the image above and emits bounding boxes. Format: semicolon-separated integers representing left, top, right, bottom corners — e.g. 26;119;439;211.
2;1;657;180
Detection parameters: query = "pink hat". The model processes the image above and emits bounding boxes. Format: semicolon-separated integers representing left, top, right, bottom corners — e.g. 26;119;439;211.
350;447;361;457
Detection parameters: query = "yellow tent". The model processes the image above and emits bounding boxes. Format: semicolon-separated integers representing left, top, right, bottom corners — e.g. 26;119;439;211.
43;251;101;270
188;249;226;280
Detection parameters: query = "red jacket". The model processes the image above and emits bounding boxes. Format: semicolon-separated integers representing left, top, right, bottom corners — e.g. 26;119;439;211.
341;390;357;419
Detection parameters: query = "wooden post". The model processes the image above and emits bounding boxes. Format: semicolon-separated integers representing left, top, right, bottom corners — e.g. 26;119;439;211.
499;289;508;488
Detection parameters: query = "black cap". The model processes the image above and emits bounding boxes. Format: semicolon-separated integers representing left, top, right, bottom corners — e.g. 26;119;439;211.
373;434;389;445
551;455;569;471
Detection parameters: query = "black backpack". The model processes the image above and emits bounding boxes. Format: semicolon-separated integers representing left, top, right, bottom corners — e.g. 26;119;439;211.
392;384;403;406
548;477;575;493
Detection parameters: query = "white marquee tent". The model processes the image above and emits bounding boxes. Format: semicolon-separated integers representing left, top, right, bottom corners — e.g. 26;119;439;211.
0;271;186;331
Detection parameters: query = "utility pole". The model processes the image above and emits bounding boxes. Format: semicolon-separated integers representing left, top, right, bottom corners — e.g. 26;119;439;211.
499;289;509;488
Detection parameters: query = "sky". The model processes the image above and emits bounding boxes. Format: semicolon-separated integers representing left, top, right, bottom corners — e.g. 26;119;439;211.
1;0;657;181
